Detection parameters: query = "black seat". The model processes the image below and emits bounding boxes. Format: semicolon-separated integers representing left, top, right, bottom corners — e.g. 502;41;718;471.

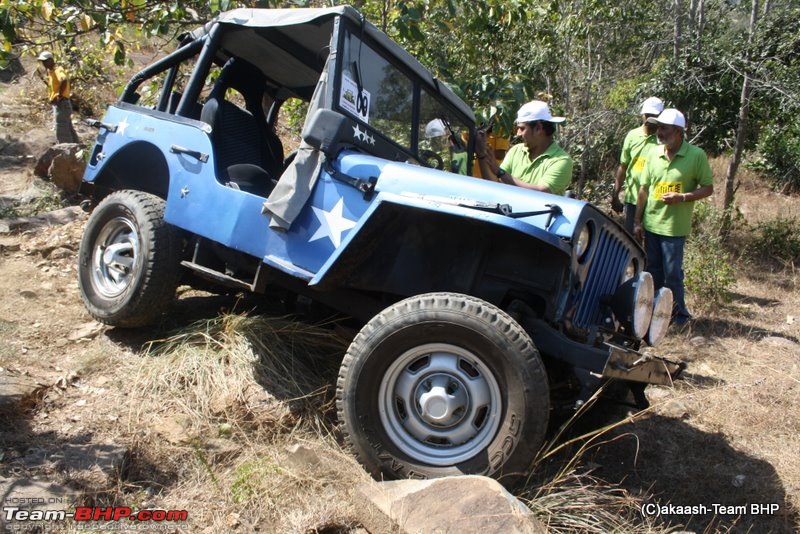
200;58;284;196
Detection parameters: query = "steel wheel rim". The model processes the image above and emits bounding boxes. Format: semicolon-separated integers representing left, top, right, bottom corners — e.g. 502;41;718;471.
378;342;502;466
91;216;139;298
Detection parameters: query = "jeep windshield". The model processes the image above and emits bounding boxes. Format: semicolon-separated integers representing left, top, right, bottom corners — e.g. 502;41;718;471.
336;28;473;174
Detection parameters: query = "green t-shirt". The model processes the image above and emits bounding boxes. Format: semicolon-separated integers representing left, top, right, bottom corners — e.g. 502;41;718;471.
641;141;713;237
450;149;468;175
500;141;573;196
620;126;659;205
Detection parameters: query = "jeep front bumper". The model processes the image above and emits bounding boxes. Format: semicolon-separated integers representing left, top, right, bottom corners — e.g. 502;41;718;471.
601;343;685;386
523;318;685;386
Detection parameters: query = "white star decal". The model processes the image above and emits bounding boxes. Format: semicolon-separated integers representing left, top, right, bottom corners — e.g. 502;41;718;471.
366;133;375;145
117;116;129;136
353;125;365;142
309;198;357;248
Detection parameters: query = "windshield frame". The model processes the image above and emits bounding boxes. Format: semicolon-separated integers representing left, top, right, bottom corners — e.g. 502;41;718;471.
331;19;475;171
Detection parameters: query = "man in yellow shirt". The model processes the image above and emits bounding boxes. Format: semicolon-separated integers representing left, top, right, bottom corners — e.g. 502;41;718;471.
37;51;80;144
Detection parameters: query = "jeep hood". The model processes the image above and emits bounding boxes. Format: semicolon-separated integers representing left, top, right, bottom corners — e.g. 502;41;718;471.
372;159;588;240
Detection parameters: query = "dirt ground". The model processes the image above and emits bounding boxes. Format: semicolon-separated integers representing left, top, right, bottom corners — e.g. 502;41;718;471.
1;60;799;533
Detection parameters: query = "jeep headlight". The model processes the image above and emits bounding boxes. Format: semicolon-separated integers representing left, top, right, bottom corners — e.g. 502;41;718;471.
574;224;591;262
646;287;673;347
611;271;654;339
622;257;638;283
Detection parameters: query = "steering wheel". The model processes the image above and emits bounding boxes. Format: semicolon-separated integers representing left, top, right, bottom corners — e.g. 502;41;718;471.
420;149;444;170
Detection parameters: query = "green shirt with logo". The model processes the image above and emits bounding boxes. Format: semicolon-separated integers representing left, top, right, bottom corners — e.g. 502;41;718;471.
500;141;573;196
620;126;659;205
641;141;713;237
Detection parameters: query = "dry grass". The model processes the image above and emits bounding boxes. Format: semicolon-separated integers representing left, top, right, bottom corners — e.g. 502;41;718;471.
108;313;372;533
129;313;347;435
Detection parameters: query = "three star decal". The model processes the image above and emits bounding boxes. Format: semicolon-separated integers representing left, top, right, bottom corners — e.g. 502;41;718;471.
352;125;376;145
309;198;357;248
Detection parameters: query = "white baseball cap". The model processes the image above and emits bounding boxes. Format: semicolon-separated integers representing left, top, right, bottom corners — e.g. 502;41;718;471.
515;100;565;124
640;97;665;116
647;108;686;129
37;50;54;61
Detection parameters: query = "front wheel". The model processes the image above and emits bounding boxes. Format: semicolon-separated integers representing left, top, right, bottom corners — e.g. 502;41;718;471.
77;190;183;327
336;292;549;484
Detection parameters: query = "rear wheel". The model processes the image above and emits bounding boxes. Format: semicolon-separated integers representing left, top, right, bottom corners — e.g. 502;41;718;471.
337;292;549;484
78;190;183;327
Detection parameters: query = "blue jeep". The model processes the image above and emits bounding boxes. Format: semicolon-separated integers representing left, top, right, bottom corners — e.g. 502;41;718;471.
77;6;683;483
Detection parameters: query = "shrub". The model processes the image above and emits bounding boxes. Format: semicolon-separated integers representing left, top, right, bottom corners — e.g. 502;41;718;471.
685;203;736;308
746;217;800;265
750;117;800;193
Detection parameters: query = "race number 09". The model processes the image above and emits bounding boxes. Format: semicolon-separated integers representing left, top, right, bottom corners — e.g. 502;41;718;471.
356;93;368;117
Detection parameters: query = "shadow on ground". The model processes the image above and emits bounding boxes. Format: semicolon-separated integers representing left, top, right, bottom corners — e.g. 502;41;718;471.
532;404;799;533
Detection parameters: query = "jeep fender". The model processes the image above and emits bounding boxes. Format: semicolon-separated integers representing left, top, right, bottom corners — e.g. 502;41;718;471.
310;192;572;317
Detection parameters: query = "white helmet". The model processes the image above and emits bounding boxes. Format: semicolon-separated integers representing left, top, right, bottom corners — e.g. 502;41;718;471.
424;118;446;138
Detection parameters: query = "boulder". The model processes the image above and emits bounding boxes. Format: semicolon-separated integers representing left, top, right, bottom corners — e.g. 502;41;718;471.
34;143;86;193
356;476;546;534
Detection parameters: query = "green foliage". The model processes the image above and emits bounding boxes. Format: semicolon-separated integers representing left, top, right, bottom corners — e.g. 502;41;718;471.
746;217;800;265
0;185;65;219
685;203;736;308
230;459;282;504
751;116;800;193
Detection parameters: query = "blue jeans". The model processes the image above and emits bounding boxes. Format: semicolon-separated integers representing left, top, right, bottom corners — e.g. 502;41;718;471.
644;230;691;323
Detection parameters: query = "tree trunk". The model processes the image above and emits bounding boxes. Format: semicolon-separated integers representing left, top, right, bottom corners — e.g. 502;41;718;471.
720;0;760;238
674;0;683;60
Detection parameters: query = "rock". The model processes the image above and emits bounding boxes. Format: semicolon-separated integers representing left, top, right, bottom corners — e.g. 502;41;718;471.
284;443;321;470
0;206;84;234
199;438;242;463
153;416;192;444
46;246;74;260
67;321;105;341
22;443;128;480
49;147;87;193
226;512;241;529
0;55;25;83
646;386;672;402
0;371;48;414
34;143;83;179
0;478;80;525
62;444;128;477
355;476;546;534
660;400;692;419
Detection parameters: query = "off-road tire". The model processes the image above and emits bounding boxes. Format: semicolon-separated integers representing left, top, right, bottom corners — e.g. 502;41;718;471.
78;190;183;327
337;292;549;485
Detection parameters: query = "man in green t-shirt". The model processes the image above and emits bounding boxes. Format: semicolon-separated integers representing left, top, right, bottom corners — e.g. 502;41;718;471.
612;97;664;234
475;100;573;196
634;108;714;326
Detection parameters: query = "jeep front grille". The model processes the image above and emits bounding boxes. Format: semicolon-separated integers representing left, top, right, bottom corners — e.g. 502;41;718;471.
573;226;630;329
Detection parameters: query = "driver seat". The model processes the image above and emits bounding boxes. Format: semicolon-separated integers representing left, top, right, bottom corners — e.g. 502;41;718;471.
201;58;284;196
